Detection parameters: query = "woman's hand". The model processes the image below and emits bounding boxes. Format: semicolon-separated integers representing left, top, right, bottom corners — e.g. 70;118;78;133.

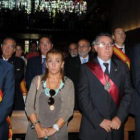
46;127;57;136
35;124;49;138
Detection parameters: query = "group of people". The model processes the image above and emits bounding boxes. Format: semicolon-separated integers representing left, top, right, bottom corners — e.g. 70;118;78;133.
0;27;140;140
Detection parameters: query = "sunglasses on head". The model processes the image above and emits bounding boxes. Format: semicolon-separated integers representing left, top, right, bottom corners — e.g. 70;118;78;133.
48;89;56;106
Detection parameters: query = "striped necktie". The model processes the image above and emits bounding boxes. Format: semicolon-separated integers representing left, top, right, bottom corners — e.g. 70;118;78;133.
42;58;46;74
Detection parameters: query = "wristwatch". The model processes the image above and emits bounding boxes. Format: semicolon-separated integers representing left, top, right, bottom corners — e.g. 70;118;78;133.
53;124;59;131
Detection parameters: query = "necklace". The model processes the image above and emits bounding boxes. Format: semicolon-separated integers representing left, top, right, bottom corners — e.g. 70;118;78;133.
47;76;60;111
47;76;60;90
104;73;111;91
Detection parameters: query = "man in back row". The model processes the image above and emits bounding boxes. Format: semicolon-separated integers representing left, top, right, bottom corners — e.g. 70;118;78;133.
0;37;25;110
25;36;53;90
66;39;93;110
112;27;131;69
78;33;133;140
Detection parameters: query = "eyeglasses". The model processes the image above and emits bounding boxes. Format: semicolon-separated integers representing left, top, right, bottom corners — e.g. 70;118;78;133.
48;89;56;106
96;42;114;48
3;43;15;48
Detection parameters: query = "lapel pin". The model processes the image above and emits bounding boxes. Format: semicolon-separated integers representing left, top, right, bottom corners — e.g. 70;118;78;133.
115;69;117;72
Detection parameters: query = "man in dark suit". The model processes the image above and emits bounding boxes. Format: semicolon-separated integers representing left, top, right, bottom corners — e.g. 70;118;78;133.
112;27;131;68
78;33;133;140
0;59;15;140
1;37;25;110
66;39;94;110
25;36;53;90
130;44;140;140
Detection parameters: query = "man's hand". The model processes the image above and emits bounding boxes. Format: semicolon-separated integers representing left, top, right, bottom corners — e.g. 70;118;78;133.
111;117;121;130
100;119;112;132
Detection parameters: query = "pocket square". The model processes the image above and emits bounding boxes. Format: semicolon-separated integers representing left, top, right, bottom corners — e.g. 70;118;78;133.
16;68;21;71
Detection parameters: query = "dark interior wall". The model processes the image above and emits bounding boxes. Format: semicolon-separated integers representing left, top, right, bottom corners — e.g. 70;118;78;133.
111;0;140;31
110;0;140;46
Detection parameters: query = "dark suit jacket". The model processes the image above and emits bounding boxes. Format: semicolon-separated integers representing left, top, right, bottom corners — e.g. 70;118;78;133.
0;55;25;110
25;56;42;90
78;58;133;140
66;54;94;110
0;59;15;140
130;44;140;116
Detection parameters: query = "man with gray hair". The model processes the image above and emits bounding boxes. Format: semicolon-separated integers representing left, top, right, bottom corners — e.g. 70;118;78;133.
66;39;93;110
0;37;25;110
78;33;132;140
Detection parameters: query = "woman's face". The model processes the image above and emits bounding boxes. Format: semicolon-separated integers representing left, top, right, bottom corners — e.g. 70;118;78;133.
15;46;23;57
46;54;64;75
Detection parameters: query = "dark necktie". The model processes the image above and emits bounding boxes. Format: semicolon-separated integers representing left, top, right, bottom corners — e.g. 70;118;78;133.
42;58;46;74
103;63;109;75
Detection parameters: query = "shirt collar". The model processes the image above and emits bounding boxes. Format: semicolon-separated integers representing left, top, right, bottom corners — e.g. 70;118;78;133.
115;43;125;53
80;55;89;64
2;55;8;61
97;56;111;73
115;43;125;49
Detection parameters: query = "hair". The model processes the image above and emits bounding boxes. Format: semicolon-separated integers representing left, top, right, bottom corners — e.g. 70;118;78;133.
16;43;24;50
78;39;90;47
15;43;24;56
29;40;37;46
111;27;124;35
2;37;16;47
42;49;64;82
68;42;78;49
93;33;113;45
39;35;53;44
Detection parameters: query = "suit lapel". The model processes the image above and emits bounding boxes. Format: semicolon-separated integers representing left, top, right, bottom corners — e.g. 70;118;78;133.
109;59;118;85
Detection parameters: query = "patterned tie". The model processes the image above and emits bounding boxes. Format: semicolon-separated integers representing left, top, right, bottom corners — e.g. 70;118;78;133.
42;58;46;74
82;58;87;64
103;63;109;75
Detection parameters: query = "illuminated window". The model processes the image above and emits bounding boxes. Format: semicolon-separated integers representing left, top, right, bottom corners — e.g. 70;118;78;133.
25;40;29;53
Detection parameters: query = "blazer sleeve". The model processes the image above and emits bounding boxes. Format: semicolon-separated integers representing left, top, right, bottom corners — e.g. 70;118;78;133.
25;59;33;90
25;76;38;117
0;65;15;126
131;44;140;97
59;78;75;122
116;64;133;123
78;65;103;129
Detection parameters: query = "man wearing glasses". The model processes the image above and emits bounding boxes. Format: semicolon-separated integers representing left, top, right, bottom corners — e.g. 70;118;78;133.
0;37;25;110
66;39;94;110
78;33;132;140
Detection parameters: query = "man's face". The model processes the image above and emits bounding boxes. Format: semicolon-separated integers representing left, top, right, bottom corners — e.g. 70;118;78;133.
1;39;15;58
78;40;91;58
30;43;37;52
39;37;53;56
94;36;114;61
69;44;78;57
112;28;126;44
